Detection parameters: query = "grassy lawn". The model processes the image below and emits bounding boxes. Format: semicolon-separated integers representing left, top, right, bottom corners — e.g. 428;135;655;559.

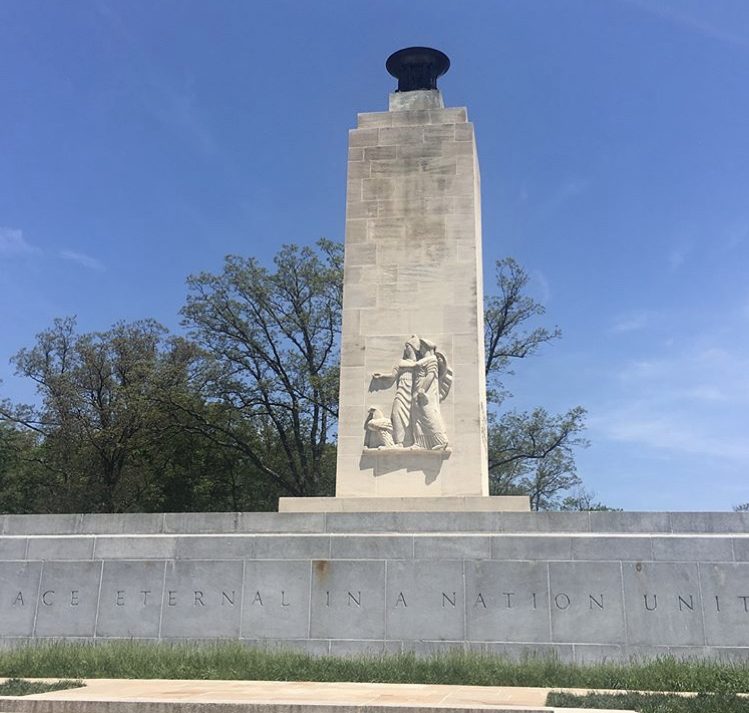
0;642;746;696
547;690;749;712
0;678;83;696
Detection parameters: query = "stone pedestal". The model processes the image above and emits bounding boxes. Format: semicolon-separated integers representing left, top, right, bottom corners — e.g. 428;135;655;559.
334;90;489;500
278;496;529;513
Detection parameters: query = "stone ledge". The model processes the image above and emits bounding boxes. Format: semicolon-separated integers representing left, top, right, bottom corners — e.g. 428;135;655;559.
362;447;452;456
0;511;746;536
278;496;530;513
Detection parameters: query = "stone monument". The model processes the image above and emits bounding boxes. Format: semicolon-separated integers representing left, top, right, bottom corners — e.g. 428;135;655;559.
280;47;527;513
1;49;745;663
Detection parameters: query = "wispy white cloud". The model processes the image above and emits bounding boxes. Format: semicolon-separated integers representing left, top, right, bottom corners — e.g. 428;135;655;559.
592;343;749;462
59;250;105;271
622;0;749;51
608;309;659;334
536;177;590;221
725;220;749;251
94;3;220;161
596;408;749;461
616;347;749;402
0;227;40;257
530;269;552;305
667;244;690;271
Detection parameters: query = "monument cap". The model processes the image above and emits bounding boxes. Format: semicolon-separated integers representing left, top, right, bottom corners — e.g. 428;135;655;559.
386;47;450;92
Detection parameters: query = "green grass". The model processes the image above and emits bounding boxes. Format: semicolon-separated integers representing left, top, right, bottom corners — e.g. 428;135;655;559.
0;642;747;695
547;690;749;712
0;678;83;696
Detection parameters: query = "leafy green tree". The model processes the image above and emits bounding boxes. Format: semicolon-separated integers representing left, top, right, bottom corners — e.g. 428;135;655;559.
178;239;343;498
0;423;38;512
0;318;206;511
484;258;590;509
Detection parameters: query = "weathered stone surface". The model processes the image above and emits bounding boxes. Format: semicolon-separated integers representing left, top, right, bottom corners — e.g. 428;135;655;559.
335;88;488;500
549;562;626;644
310;560;386;640
243;560;310;639
96;560;164;638
465;561;550;643
622;562;705;646
34;560;102;637
160;560;243;638
0;562;41;636
386;560;464;641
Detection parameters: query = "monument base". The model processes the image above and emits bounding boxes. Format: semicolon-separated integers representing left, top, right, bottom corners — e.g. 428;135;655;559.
0;510;747;662
278;496;530;513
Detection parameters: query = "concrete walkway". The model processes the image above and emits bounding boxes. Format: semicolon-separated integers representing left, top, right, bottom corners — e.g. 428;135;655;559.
0;679;636;713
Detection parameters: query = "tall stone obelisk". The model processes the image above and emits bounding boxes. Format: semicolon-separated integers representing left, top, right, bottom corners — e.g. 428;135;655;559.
337;46;489;499
280;48;528;511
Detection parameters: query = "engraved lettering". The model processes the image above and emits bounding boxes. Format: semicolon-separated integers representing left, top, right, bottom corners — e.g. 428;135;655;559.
141;590;151;606
115;591;125;607
644;594;657;611
252;591;263;606
325;591;331;607
554;593;571;610
42;590;55;606
222;591;236;606
531;592;537;609
348;591;361;607
589;594;604;610
168;590;177;606
70;590;79;607
442;592;456;608
678;594;694;612
715;595;720;612
474;593;487;608
395;592;408;607
280;591;290;607
12;592;24;607
503;592;514;608
738;595;749;613
194;591;205;606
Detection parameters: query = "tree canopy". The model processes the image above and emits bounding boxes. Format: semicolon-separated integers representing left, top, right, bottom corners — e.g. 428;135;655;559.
0;241;597;513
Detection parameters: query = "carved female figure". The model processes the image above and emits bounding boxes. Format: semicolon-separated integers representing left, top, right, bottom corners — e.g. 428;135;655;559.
412;337;451;450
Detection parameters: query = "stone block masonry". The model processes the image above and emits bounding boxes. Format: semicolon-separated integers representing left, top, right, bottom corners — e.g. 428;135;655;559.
0;511;748;663
336;89;489;499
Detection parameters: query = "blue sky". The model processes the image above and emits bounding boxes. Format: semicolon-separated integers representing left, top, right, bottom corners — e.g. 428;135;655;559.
1;0;748;510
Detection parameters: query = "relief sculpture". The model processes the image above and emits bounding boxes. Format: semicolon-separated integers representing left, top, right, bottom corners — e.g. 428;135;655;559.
365;335;452;452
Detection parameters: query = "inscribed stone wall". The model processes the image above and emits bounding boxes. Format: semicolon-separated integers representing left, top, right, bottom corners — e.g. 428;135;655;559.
0;511;748;662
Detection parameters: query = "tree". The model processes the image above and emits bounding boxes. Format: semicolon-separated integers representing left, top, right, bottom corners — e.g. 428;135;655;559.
484;259;590;509
0;243;593;512
484;258;561;404
178;239;343;498
734;503;749;512
0;423;37;513
0;318;203;511
560;487;621;512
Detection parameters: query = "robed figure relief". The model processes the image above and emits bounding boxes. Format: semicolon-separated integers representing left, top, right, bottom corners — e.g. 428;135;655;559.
365;335;453;451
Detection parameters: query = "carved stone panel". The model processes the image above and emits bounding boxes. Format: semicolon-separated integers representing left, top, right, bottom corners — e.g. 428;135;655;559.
366;335;452;453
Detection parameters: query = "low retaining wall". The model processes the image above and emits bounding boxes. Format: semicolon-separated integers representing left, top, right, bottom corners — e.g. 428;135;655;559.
0;511;747;663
